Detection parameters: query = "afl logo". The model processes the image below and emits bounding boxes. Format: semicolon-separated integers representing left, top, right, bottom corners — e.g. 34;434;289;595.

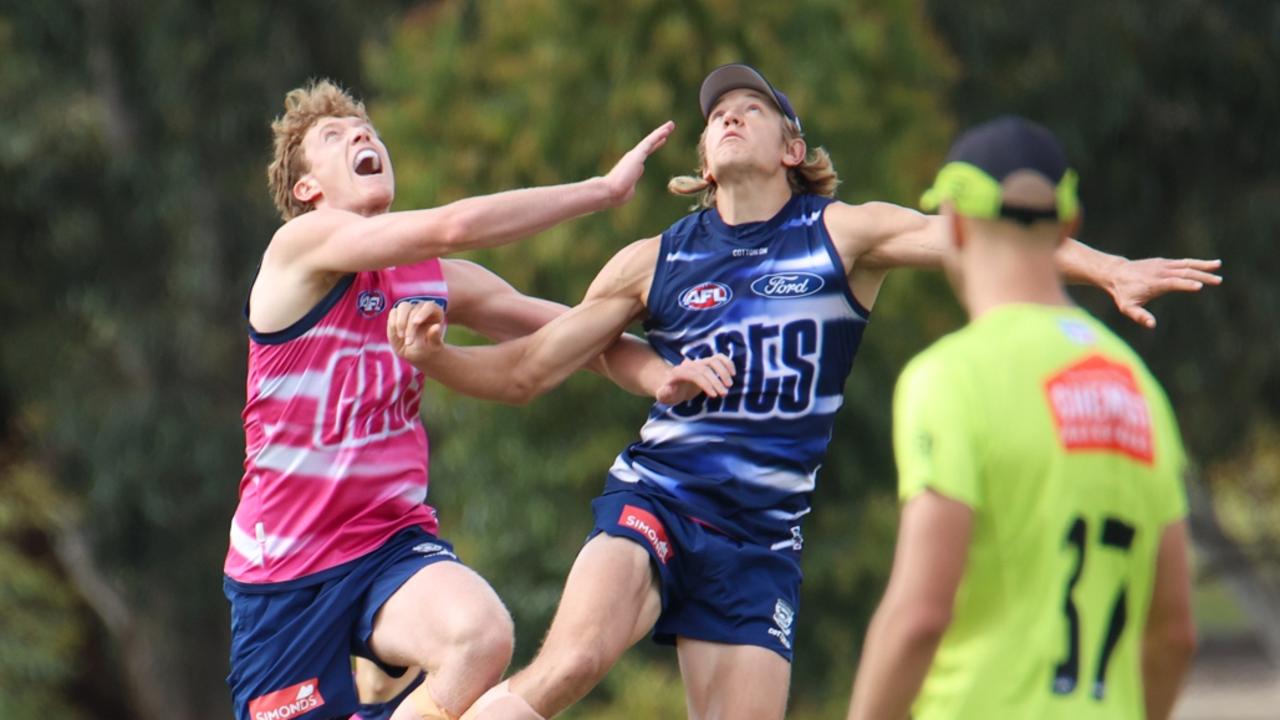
356;289;387;317
750;272;824;299
678;282;733;311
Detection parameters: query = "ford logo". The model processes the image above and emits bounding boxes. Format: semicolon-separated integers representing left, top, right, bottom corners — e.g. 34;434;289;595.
750;272;824;299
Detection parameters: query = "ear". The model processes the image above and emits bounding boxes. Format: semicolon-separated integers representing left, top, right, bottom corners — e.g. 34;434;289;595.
782;137;807;169
293;176;321;205
703;169;716;184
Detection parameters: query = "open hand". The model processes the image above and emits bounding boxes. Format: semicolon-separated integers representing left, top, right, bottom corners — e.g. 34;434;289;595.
601;121;675;207
387;300;446;367
656;353;736;405
1108;257;1222;328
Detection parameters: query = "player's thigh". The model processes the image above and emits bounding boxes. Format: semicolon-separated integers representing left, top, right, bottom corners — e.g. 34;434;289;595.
367;560;512;669
540;534;662;658
677;637;791;720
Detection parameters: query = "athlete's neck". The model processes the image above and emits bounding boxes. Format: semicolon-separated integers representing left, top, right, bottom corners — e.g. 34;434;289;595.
961;239;1074;321
713;175;792;226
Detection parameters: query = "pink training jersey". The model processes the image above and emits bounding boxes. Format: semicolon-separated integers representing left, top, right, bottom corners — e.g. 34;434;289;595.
225;260;448;584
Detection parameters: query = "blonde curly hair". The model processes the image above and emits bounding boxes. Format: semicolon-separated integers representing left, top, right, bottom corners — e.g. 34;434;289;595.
267;79;370;221
668;117;839;208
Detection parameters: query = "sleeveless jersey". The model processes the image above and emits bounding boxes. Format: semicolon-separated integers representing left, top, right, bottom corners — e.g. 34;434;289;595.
225;260;449;584
608;193;869;546
894;304;1187;720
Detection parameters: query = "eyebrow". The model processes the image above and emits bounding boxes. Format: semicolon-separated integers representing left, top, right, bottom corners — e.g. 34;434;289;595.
711;90;770;113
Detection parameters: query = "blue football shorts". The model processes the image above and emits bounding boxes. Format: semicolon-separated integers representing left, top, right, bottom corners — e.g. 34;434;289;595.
589;489;802;661
223;527;459;720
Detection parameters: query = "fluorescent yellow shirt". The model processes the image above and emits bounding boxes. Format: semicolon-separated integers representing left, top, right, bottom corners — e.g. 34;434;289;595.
895;304;1187;720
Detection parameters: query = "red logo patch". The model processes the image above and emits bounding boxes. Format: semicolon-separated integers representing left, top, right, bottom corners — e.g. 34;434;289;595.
1044;355;1153;465
619;505;674;563
248;678;325;720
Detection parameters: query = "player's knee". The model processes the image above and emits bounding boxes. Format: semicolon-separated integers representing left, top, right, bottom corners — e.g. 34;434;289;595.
543;645;612;694
446;606;514;681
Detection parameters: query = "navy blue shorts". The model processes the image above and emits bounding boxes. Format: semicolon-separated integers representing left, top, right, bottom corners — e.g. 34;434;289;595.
223;527;459;720
589;490;802;661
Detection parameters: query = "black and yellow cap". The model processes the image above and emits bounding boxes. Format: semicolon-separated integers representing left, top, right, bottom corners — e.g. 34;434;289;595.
921;116;1080;224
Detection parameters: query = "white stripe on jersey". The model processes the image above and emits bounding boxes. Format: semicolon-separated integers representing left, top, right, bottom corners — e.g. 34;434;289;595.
724;456;815;494
257;370;330;400
664;250;715;263
608;457;643;483
398;280;448;295
252;443;425;478
228;519;305;566
638;417;728;445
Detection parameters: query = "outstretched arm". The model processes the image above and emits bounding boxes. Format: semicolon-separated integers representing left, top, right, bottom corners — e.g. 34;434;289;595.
440;258;671;397
273;122;675;274
427;255;735;402
389;293;639;404
1053;246;1222;328
826;202;1222;327
391;239;657;404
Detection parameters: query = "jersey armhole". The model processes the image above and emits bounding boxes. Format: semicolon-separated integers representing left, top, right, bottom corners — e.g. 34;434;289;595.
247;273;356;345
817;202;872;320
642;228;680;332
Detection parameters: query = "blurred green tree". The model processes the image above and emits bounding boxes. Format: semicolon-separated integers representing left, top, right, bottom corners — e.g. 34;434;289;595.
0;1;419;716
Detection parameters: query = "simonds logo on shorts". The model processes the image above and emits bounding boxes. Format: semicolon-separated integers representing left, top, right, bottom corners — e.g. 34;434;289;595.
248;678;325;720
618;505;673;563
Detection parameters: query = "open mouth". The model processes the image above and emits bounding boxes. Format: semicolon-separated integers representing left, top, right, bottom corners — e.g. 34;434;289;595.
354;148;383;176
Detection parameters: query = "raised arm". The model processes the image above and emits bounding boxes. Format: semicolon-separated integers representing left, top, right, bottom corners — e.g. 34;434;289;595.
392;238;659;404
440;257;707;397
825;201;1222;326
275;122;675;274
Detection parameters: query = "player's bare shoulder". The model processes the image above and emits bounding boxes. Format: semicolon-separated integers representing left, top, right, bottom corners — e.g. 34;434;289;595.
585;235;662;305
251;209;358;332
265;208;361;268
823;200;930;268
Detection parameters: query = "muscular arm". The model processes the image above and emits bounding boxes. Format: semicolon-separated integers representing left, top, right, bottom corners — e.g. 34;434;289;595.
824;201;1222;325
440;258;672;397
274;122;673;274
1142;520;1196;720
846;490;972;720
392;238;660;404
249;123;672;332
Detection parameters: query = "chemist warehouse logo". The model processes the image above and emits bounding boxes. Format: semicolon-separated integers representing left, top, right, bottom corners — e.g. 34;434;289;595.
678;282;733;311
248;679;325;720
618;505;674;563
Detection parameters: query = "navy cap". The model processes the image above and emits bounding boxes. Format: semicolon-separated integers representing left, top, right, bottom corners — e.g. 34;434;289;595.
699;64;802;132
921;116;1080;224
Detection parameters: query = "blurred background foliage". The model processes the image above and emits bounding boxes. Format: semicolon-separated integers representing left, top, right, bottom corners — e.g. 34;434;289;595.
0;1;1274;717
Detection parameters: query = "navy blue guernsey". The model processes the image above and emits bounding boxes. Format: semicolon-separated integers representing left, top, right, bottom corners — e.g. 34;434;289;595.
607;193;869;548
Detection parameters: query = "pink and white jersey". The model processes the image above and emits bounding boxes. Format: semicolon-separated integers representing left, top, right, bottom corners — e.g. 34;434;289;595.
226;260;448;584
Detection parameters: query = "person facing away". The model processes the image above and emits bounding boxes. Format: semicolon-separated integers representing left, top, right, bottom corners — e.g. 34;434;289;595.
389;66;1217;720
224;78;692;720
845;116;1197;720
